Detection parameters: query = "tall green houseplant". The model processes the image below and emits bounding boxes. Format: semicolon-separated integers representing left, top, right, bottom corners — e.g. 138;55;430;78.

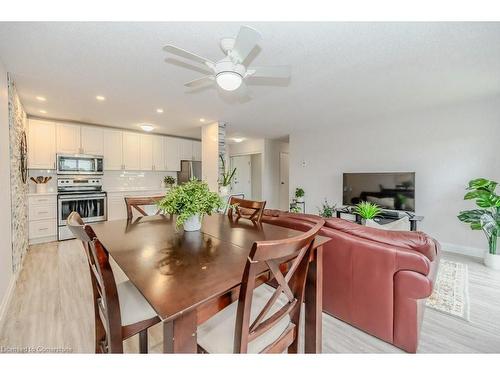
458;178;499;255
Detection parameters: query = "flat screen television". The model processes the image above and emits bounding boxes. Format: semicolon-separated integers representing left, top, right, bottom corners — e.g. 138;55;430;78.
342;172;415;212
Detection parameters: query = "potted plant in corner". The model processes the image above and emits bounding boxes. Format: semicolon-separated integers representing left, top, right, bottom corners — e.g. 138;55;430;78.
219;154;236;196
318;199;336;218
295;187;305;203
158;179;224;231
458;178;500;269
163;176;176;189
353;201;381;225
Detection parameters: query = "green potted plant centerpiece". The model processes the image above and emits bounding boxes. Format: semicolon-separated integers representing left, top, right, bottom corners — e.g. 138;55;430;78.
295;187;305;203
158;179;224;231
353;201;382;225
219;155;236;196
458;178;500;269
163;175;176;189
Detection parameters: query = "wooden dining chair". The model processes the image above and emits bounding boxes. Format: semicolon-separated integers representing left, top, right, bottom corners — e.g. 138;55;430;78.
67;211;160;353
197;219;324;353
227;196;266;223
124;196;164;220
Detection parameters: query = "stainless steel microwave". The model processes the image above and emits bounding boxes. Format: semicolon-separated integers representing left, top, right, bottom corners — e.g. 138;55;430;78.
56;154;104;175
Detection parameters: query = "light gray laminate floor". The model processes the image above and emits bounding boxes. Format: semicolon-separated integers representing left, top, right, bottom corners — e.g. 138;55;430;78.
0;240;499;353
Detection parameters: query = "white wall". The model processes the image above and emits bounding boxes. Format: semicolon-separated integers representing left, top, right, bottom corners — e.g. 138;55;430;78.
0;60;13;318
290;96;500;256
251;154;262;200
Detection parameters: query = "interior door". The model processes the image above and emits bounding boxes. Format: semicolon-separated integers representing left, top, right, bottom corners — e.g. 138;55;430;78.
230;155;252;200
279;152;289;211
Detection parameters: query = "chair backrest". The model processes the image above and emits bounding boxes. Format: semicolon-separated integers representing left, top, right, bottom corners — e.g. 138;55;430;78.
67;211;123;353
124;196;164;220
233;219;324;353
227;197;266;223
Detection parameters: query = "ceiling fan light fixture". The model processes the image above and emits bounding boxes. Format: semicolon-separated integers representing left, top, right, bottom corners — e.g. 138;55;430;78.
216;71;242;91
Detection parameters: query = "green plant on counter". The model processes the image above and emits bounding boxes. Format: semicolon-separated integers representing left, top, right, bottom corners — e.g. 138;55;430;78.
163;176;176;187
289;204;302;213
353;201;381;220
295;187;305;198
318;199;336;218
219;155;237;187
457;178;499;255
157;179;224;227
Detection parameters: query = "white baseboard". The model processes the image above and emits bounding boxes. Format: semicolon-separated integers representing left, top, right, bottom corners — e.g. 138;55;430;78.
0;272;18;326
440;242;484;259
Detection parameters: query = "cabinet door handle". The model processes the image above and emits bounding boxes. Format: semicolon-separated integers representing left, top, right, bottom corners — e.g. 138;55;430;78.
39;227;49;231
38;211;48;214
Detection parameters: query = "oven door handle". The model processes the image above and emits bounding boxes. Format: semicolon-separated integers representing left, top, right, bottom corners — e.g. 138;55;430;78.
58;194;106;201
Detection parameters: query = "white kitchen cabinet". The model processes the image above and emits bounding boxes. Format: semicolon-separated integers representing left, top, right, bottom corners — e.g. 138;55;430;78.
165;137;181;171
28;119;56;169
192;141;202;161
81;126;104;155
152;136;166;171
28;194;57;244
179;139;193;160
122;132;141;170
139;134;153;171
103;129;123;170
56;123;81;154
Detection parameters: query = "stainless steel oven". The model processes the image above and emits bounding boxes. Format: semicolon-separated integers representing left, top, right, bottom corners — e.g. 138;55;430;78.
57;154;103;175
57;176;107;240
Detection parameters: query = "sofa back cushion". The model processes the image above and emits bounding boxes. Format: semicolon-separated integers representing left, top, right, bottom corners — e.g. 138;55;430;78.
324;218;437;261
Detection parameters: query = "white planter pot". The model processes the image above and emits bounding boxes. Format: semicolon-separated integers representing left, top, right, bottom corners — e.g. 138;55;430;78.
296;196;304;203
219;185;230;196
484;251;500;270
36;184;47;194
183;214;202;232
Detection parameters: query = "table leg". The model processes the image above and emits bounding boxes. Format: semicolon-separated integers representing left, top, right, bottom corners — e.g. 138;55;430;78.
163;309;198;353
304;245;323;353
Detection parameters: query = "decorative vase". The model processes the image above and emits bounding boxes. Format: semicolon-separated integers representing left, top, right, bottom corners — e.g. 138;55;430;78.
219;185;230;196
36;184;47;194
296;196;304;203
484;252;500;270
183;214;202;232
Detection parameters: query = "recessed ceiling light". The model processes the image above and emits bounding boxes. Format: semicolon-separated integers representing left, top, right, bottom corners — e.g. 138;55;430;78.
39;109;47;114
96;95;106;101
139;123;155;132
233;137;244;143
36;96;46;102
199;118;206;123
156;108;164;114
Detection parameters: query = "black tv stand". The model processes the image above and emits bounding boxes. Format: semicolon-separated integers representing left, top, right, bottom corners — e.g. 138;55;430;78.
335;206;423;231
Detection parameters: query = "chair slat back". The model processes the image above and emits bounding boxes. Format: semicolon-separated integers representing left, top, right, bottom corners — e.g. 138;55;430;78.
67;211;123;353
124;196;164;220
227;197;266;223
233;219;324;353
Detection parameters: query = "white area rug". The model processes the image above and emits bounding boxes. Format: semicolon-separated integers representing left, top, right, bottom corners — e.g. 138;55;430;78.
426;259;470;321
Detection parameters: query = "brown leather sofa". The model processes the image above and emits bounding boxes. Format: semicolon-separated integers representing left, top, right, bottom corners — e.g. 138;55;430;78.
261;210;440;353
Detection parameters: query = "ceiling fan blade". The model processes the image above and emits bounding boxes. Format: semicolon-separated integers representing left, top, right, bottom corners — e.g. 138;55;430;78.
246;65;291;78
231;26;262;63
184;75;215;88
163;45;214;68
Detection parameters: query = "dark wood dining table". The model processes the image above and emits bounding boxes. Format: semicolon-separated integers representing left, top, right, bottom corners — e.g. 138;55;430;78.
90;213;329;353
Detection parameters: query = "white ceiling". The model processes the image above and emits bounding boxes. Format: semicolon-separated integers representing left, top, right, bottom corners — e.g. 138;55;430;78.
0;22;499;140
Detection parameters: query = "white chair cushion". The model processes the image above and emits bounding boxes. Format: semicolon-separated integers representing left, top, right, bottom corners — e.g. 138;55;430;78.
365;216;410;231
197;284;292;353
117;280;158;326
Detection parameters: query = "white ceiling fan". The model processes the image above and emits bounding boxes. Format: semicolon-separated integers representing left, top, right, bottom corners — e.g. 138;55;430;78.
163;25;291;92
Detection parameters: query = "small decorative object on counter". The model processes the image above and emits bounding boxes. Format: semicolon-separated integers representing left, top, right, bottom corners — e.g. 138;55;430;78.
30;175;52;194
353;201;382;225
163;176;176;189
157;179;224;231
219;154;236;196
318;198;336;218
295;187;305;203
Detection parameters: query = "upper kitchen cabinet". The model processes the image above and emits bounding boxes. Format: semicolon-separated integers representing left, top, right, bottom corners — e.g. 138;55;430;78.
165;137;181;171
192;141;201;161
152;136;166;171
122;132;141;170
179;139;193;160
56;123;81;154
81;126;104;155
28;119;56;169
103;129;123;170
139;134;153;171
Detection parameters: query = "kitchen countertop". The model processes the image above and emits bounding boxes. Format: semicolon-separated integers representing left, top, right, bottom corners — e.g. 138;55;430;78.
105;187;168;193
27;192;58;197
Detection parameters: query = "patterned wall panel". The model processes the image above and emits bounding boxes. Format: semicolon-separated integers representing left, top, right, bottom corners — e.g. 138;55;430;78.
8;75;28;273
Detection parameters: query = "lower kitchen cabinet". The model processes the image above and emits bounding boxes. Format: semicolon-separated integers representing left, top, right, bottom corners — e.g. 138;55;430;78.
28;194;57;244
